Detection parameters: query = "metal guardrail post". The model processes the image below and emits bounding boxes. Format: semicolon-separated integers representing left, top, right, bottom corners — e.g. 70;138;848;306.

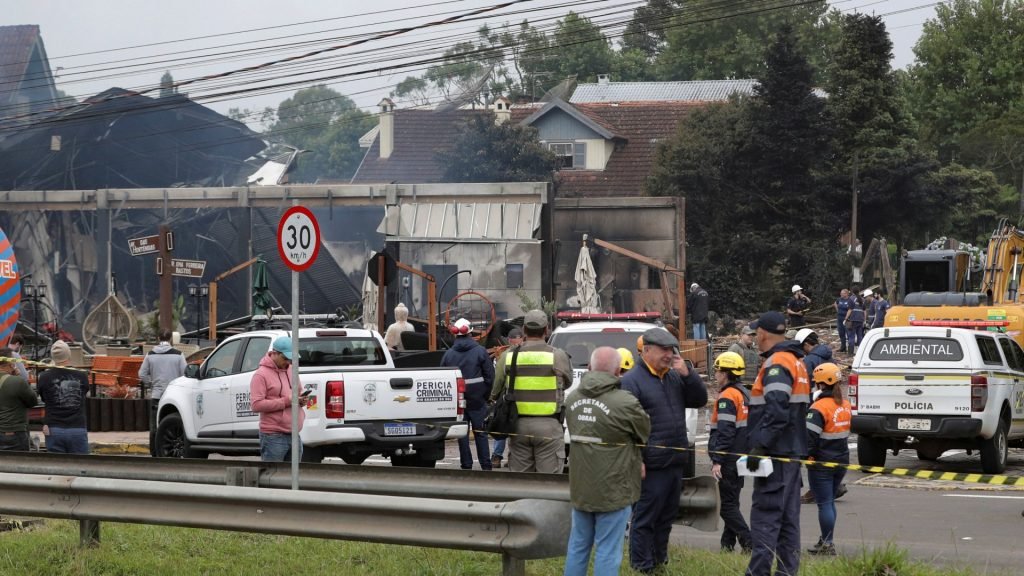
80;519;100;547
502;553;525;576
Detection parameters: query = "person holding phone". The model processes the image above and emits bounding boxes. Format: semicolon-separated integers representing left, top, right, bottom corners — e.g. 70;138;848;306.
250;336;308;462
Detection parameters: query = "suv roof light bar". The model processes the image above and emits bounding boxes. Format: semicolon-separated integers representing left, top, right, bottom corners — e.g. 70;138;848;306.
556;311;663;322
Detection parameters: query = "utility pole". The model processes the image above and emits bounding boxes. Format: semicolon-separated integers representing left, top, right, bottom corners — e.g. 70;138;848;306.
851;152;859;254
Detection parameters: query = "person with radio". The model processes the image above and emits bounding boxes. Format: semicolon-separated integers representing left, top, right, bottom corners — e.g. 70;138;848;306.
441;318;494;470
805;362;852;556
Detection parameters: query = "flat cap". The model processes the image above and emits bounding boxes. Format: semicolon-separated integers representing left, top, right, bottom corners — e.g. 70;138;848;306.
641;327;678;349
524;309;548;329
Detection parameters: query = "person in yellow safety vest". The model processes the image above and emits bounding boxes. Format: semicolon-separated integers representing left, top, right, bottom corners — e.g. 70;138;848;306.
490;309;571;473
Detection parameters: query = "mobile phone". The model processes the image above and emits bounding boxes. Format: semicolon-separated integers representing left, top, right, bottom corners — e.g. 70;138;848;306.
300;388;312;397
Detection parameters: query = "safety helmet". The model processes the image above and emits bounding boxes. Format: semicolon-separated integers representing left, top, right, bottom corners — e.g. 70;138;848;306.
713;351;745;377
792;284;803;293
794;328;818;346
617;348;635;371
862;288;874;298
813;362;843;387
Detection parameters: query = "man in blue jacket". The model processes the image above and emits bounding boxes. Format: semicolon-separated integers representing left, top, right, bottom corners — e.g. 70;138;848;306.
621;327;708;574
441;318;494;470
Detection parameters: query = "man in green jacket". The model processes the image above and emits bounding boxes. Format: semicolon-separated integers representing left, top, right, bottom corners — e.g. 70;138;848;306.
563;346;651;576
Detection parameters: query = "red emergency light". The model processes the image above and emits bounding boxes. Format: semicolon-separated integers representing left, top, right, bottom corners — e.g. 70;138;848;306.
556;311;663;322
908;320;1010;328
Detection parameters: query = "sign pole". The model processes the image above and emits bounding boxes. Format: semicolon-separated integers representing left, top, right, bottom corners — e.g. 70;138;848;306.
158;225;173;334
290;269;300;491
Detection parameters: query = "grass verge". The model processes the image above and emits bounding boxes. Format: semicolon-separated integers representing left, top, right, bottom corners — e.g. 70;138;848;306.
0;520;994;575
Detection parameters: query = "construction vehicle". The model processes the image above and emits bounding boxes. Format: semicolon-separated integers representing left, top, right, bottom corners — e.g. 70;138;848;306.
885;219;1024;347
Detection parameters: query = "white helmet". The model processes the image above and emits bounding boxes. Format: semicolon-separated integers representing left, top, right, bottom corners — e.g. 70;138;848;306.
862;288;874;298
794;328;817;345
791;284;803;293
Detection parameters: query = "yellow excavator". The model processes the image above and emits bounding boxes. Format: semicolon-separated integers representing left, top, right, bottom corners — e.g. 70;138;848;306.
885;218;1024;347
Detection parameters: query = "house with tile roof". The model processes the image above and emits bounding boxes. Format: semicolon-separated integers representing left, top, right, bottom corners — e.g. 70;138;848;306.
0;25;59;125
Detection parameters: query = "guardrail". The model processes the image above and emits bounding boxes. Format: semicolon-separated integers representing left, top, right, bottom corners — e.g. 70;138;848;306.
0;452;720;531
0;471;568;573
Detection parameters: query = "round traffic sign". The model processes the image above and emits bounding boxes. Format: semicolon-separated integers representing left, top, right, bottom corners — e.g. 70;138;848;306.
277;206;321;272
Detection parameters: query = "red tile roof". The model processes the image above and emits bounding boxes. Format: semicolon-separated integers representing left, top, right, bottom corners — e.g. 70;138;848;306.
0;25;41;106
351;101;703;198
555;101;702;198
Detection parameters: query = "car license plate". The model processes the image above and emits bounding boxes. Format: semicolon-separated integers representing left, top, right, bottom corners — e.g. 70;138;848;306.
384;423;417;436
897;418;931;431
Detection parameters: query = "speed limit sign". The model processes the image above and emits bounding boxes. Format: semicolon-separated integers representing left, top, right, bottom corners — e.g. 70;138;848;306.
277;206;321;272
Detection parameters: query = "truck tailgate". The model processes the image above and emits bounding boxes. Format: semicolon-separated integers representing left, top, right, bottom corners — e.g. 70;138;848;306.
856;371;972;418
341;369;460;422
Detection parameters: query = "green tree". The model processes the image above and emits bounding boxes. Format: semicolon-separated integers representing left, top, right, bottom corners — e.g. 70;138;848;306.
436;113;557;182
267;85;375;182
908;0;1024;160
654;0;833;82
622;0;679;56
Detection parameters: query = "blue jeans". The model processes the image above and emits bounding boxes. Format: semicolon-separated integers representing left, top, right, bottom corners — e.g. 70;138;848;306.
259;432;302;462
693;323;707;340
458;405;491;470
493;437;506;458
564;505;631;576
46;427;90;454
808;466;846;543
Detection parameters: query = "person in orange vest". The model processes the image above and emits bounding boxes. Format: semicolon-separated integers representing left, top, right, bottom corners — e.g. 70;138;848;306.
709;351;752;553
805;362;852;556
744;311;811;576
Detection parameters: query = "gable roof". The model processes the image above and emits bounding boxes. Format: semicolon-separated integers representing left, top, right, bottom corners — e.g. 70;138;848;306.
554;101;702;198
350;108;488;184
571;80;757;103
519;98;620;140
0;25;51;107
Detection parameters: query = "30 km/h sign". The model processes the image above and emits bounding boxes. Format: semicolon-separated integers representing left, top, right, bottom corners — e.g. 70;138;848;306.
277;206;321;272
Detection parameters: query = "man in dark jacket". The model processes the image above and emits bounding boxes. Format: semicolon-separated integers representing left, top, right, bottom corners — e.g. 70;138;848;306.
442;318;495;470
745;312;811;576
687;283;710;340
564;347;650;576
0;348;38;452
621;328;708;574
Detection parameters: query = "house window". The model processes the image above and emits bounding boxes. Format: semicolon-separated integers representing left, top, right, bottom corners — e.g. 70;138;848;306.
549;142;586;169
506;264;524;289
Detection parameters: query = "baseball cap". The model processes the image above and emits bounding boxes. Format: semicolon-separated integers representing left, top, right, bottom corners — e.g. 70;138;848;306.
51;340;71;364
641;328;678;350
791;284;803;293
524;309;548;330
272;336;294;360
507;328;523;339
741;326;756;336
749;311;787;335
690;283;699;291
453;318;472;332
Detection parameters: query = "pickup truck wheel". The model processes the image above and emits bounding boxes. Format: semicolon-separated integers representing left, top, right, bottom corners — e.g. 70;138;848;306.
155;413;206;459
980;418;1009;474
857;435;887;468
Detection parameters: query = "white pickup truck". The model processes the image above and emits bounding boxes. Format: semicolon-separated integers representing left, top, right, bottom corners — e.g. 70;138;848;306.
154;327;467;467
548;316;700;478
851;326;1024;473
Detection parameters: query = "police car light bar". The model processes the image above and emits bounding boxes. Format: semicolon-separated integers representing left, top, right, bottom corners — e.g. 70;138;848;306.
909;320;1010;328
556;311;663;322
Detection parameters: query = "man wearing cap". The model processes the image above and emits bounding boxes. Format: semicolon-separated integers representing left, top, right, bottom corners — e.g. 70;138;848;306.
250;336;309;462
0;347;37;451
139;329;188;455
744;312;811;576
441;318;494;470
492;328;524;469
728;326;761;386
491;310;571;474
785;285;811;327
36;340;90;454
621;327;708;574
687;283;710;340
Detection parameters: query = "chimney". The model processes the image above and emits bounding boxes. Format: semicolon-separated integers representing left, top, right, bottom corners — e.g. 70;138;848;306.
378;98;395;159
597;74;610;85
493;96;512;125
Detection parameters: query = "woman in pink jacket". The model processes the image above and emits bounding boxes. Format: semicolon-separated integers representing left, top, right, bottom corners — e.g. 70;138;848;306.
250;336;307;461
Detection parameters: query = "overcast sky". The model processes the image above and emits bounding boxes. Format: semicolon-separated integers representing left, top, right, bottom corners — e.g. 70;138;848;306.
8;0;940;125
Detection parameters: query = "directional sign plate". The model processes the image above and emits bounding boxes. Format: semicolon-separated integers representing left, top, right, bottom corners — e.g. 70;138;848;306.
128;235;160;256
170;258;206;278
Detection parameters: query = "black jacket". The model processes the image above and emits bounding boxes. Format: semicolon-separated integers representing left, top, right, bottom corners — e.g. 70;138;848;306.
621;362;707;470
687;289;710;324
441;337;494;411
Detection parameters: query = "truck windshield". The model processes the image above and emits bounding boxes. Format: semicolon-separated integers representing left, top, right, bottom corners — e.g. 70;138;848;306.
549;332;643;369
297;337;386;366
868;338;964;362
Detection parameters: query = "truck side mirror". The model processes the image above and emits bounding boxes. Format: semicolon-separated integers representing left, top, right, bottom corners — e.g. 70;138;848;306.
185;363;201;379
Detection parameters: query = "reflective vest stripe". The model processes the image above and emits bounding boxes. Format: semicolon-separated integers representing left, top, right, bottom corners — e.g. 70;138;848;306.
717;414;736;423
512;349;558;416
464;377;484;384
763;382;792;395
514;375;558;391
806;422;823;434
820;431;850;439
517;401;558;416
570;435;604;444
